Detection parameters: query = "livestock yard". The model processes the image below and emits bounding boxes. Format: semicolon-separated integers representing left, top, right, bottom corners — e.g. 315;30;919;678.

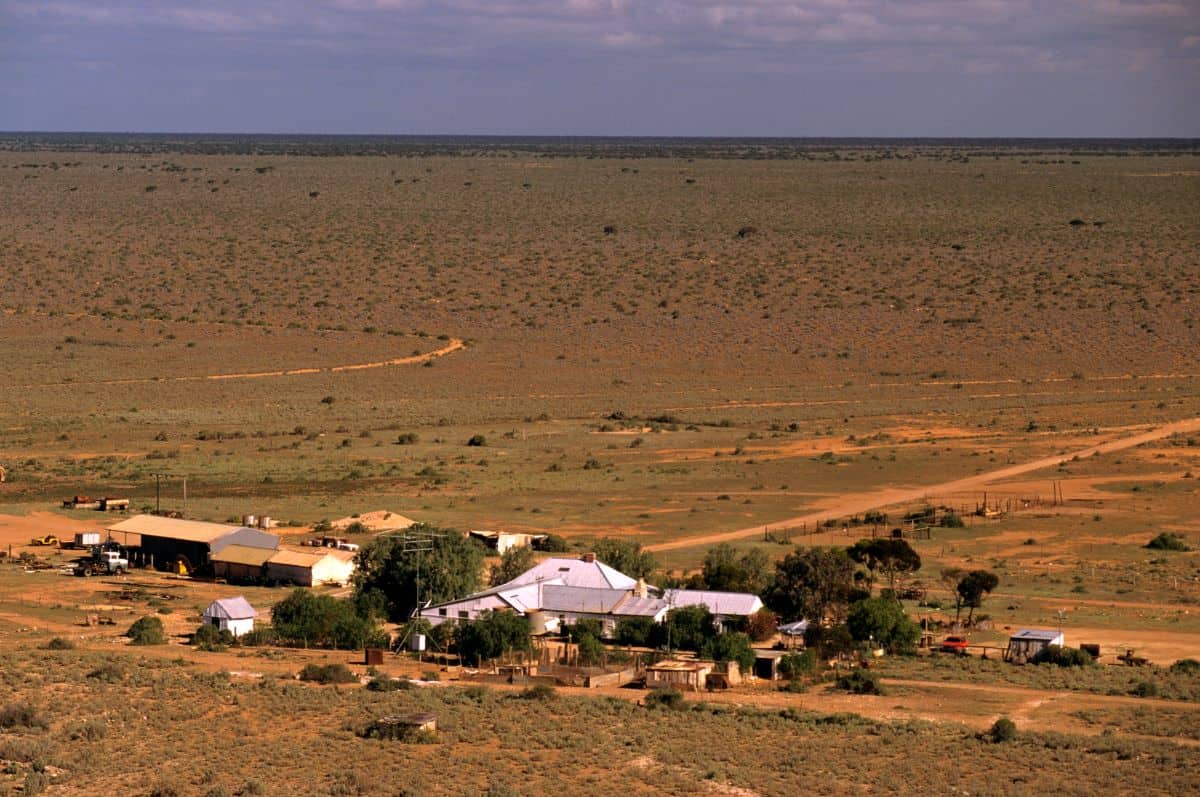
0;136;1199;795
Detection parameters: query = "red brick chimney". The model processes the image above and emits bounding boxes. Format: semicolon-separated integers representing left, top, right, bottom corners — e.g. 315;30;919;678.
581;552;596;563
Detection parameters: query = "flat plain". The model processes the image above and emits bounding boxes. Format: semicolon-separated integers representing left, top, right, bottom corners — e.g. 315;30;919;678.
0;138;1198;794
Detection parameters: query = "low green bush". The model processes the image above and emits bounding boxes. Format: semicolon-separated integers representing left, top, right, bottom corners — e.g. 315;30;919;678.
835;669;885;695
1035;645;1094;668
988;717;1018;743
1146;532;1190;551
0;704;48;730
644;687;685;710
298;663;357;684
127;616;166;646
42;637;74;650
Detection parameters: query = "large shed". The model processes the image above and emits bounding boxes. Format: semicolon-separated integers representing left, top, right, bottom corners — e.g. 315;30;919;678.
107;515;279;575
266;548;356;587
202;596;257;637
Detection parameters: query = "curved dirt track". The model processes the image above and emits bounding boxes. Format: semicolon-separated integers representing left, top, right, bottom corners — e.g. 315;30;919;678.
19;338;465;388
646;416;1200;553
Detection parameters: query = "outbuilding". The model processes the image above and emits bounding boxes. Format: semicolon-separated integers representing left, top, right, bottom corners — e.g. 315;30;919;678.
1005;629;1065;663
645;659;712;692
210;545;274;583
265;548;356;587
107;515;279;575
202;596;257;638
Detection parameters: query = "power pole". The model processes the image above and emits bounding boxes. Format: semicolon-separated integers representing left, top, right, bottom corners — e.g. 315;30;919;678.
155;474;161;515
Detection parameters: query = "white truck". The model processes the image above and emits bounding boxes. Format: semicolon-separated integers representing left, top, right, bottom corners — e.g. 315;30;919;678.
74;549;129;577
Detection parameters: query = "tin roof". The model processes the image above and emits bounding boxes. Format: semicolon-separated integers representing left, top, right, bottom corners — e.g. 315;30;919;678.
268;548;334;568
204;596;257;620
210;545;274;567
108;514;238;543
501;557;637;591
1011;629;1063;641
663;589;764;617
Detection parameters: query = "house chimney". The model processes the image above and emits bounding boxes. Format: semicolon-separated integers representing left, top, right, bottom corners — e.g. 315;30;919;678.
634;578;648;599
581;552;596;563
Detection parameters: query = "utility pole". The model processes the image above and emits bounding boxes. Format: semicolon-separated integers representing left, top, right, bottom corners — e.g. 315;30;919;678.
155;474;161;515
182;476;187;518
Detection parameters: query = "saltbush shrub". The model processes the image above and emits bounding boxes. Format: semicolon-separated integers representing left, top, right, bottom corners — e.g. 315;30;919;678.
835;669;885;695
127;616;166;646
1146;532;1190;551
42;637;74;650
298;663;357;684
1035;645;1094;667
644;687;684;710
988;717;1018;743
0;704;48;730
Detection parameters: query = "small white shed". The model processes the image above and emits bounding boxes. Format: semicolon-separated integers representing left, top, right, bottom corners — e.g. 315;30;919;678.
1006;629;1065;662
266;548;356;587
202;596;257;638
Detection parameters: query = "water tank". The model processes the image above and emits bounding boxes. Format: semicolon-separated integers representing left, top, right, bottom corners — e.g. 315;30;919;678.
411;634;427;652
242;514;256;528
258;516;272;529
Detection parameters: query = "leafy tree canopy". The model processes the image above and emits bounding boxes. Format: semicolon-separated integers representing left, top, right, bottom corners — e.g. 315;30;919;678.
698;543;771;595
489;545;537;586
456;610;531;665
846;596;920;654
352;525;485;622
766;547;856;623
591;537;658;580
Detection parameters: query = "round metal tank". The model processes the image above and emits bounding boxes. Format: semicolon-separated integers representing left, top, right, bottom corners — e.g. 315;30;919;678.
242;514;256;527
411;634;427;652
258;516;272;529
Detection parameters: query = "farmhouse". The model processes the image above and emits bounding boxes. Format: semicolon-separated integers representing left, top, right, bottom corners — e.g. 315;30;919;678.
419;554;759;636
1005;629;1065;663
265;547;356;587
107;515;279;575
202;596;257;638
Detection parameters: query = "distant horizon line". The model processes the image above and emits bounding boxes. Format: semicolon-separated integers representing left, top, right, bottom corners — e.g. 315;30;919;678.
3;130;1198;142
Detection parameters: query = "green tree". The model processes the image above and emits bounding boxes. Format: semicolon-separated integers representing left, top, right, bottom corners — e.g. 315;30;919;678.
699;543;771;594
745;608;778;642
271;589;386;649
700;631;756;671
576;634;606;666
592;537;658;579
352;525;485;622
489;545;537;586
456;610;531;666
615;616;655;646
846;596;920;654
652;605;716;652
766;547;856;623
847;538;921;595
956;570;1000;626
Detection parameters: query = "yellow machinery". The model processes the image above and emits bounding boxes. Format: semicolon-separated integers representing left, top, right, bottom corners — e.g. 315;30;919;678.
30;534;59;547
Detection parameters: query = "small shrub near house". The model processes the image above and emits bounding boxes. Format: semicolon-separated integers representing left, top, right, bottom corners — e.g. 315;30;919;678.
644;687;685;710
193;624;235;651
1034;645;1094;667
365;673;413;692
127;616;166;646
298;662;358;684
517;683;557;701
835;669;885;696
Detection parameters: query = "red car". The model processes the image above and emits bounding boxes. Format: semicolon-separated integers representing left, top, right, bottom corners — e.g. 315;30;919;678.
940;636;970;654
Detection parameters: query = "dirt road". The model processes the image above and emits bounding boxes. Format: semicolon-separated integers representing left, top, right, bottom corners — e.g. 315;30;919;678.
646;416;1200;553
16;338;465;389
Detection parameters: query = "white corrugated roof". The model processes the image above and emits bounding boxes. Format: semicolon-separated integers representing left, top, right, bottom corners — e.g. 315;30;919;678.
500;557;638;591
204;596;257;620
1011;629;1063;641
664;589;764;617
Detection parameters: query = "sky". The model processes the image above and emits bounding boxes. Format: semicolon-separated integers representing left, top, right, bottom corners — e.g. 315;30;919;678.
1;1;1198;136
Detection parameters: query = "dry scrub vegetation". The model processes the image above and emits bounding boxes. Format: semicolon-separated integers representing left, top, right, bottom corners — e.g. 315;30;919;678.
0;647;1197;797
